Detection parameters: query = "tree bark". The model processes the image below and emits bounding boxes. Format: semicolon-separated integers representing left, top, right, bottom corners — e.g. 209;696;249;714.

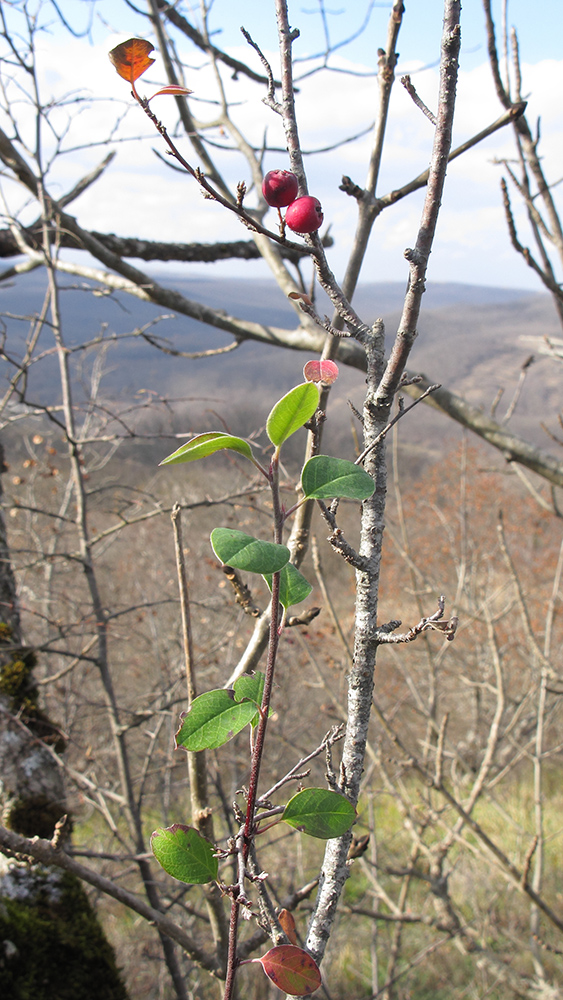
0;443;129;999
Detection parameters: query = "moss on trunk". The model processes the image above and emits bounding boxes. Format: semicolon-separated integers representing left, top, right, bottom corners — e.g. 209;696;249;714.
0;866;128;1000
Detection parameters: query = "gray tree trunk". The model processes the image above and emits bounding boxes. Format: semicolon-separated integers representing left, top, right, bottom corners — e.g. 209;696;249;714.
0;441;129;1000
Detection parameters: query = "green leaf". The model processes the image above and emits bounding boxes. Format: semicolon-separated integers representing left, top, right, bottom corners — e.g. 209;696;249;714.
233;672;268;728
301;455;375;500
282;787;356;839
233;672;265;708
151;824;218;884
266;383;320;447
211;527;289;574
159;432;254;466
175;689;258;751
264;563;313;609
257;945;321;996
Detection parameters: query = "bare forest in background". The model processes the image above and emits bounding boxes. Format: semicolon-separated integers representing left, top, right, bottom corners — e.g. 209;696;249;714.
1;2;563;1000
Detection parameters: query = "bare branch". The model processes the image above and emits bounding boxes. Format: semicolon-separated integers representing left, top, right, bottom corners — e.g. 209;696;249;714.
401;74;436;125
0;825;223;976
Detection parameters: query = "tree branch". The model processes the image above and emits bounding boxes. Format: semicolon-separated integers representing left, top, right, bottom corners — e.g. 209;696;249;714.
0;824;224;976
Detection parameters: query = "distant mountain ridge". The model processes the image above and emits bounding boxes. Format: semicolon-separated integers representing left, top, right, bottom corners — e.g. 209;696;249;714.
1;271;560;461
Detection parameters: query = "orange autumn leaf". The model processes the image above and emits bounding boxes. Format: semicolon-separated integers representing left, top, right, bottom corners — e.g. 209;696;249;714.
109;38;155;84
278;908;298;945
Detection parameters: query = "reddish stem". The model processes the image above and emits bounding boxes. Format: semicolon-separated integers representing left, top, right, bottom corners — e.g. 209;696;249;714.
222;455;284;999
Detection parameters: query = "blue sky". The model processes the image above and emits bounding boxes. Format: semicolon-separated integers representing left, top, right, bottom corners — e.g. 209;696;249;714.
80;1;561;70
2;1;563;292
213;0;562;70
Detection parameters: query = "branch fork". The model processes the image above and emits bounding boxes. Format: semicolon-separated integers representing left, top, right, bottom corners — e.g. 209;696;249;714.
375;596;458;644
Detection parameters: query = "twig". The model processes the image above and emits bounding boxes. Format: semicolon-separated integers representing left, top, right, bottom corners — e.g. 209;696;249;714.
522;835;539;888
171;503;196;702
356;383;440;465
366;102;527;217
240;27;280;112
312;536;354;661
0;824;223;976
374;7;462;409
401;75;436;125
370;700;563;936
156;0;283;89
258;726;345;805
501;356;534;425
222;565;262;617
316;500;369;570
375;596;458;644
135;97;316;257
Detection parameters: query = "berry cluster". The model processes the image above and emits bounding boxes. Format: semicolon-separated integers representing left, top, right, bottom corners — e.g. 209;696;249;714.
262;170;323;235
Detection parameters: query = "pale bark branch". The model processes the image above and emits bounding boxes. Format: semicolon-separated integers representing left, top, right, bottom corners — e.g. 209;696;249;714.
304;1;462;968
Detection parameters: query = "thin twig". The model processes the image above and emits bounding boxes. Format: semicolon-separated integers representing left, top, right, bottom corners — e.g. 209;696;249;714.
401;75;436;125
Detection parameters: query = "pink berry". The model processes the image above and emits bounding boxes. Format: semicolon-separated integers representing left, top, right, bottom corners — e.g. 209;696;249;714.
262;169;299;208
285;196;324;234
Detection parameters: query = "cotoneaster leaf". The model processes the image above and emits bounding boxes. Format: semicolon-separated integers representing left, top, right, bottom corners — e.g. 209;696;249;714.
109;38;155;83
159;432;254;466
263;563;313;610
266;383;319;447
233;672;269;728
151;824;218;884
211;528;289;574
278;908;298;945
233;672;265;709
149;85;192;99
257;945;321;996
301;455;375;501
175;689;258;751
282;787;356;839
303;359;339;385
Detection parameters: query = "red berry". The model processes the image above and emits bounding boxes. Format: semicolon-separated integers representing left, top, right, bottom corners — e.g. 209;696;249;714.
262;170;299;208
285;196;324;234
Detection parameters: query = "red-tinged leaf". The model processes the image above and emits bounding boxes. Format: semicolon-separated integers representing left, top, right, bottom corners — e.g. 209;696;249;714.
258;945;321;996
278;908;298;945
303;360;339;385
149;85;193;100
289;291;313;306
109;38;155;83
